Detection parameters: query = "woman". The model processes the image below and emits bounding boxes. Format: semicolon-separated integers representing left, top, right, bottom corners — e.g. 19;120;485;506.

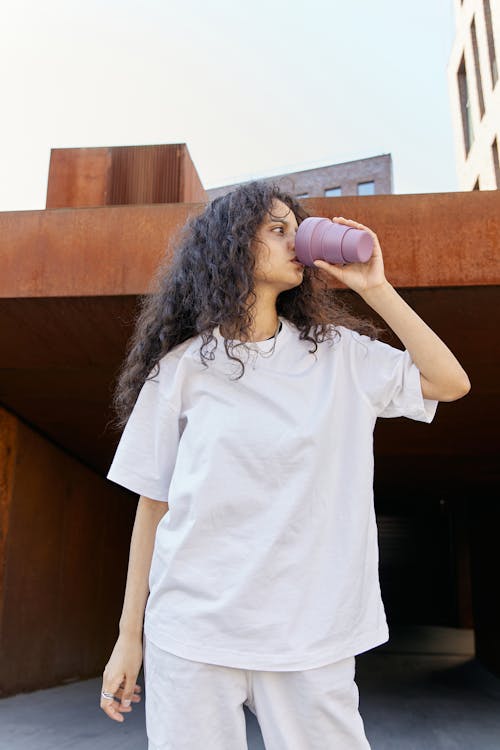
100;180;470;749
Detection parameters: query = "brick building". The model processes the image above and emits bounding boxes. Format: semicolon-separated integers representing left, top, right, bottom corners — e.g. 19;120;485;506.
206;153;393;200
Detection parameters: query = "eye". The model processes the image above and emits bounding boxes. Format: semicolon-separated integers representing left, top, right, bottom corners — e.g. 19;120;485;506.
272;226;285;233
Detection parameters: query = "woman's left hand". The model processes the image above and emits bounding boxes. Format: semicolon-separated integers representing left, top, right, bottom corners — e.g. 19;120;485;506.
313;217;387;296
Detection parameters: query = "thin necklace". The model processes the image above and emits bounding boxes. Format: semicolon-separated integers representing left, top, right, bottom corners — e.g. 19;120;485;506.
248;318;282;368
220;318;283;369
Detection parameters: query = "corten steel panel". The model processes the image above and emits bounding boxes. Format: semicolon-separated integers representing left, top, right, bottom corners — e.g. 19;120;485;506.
0;410;17;633
108;144;181;205
45;144;207;209
308;191;500;288
45;148;112;209
0;407;137;697
1;191;499;300
0;203;201;298
0;295;139;474
179;145;208;202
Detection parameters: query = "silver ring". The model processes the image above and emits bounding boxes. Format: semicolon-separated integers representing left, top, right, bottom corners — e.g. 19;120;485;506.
101;689;115;700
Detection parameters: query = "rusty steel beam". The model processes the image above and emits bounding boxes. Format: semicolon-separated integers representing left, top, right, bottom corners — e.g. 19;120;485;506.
0;190;499;299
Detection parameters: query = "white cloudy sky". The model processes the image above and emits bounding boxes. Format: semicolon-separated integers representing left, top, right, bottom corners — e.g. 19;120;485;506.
1;0;459;211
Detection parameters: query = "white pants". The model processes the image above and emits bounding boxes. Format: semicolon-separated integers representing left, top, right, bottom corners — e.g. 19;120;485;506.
143;634;371;750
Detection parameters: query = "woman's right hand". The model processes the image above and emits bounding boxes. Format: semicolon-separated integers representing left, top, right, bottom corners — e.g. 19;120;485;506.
100;632;144;722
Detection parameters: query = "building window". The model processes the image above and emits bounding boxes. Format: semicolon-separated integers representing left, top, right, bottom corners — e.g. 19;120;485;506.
471;16;485;118
483;0;498;87
357;181;375;195
492;136;500;188
457;53;474;155
295;193;309;199
324;186;342;196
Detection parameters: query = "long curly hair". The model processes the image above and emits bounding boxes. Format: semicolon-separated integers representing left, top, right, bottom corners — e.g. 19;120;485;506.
109;179;382;429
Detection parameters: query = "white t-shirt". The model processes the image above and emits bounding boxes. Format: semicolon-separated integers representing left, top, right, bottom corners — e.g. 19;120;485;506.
106;315;438;671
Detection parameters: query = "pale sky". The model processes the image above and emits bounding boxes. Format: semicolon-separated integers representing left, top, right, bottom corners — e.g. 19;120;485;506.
1;0;459;211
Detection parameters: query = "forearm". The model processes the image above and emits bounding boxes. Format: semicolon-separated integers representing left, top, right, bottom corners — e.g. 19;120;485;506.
118;496;169;638
361;280;471;401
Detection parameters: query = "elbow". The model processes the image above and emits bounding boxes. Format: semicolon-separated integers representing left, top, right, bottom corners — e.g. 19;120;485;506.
421;370;471;401
444;374;472;402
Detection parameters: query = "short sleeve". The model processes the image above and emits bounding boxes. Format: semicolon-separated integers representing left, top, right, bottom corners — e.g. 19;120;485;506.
345;329;438;422
106;371;180;501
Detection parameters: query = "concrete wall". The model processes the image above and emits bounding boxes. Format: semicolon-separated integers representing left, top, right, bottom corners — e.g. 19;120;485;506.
448;0;500;189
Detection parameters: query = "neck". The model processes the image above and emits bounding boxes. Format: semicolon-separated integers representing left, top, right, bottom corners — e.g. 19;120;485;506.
221;307;280;343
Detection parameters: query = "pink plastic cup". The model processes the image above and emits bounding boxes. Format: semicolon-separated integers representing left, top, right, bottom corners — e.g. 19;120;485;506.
295;217;374;267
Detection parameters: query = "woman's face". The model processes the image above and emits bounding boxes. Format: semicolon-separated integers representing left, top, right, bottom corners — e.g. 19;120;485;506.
251;199;304;289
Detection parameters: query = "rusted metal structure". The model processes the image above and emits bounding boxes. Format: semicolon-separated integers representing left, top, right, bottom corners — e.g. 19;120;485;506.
46;143;207;207
0;144;498;696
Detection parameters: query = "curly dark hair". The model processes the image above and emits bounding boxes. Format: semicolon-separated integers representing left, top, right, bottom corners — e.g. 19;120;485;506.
109;179;382;429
